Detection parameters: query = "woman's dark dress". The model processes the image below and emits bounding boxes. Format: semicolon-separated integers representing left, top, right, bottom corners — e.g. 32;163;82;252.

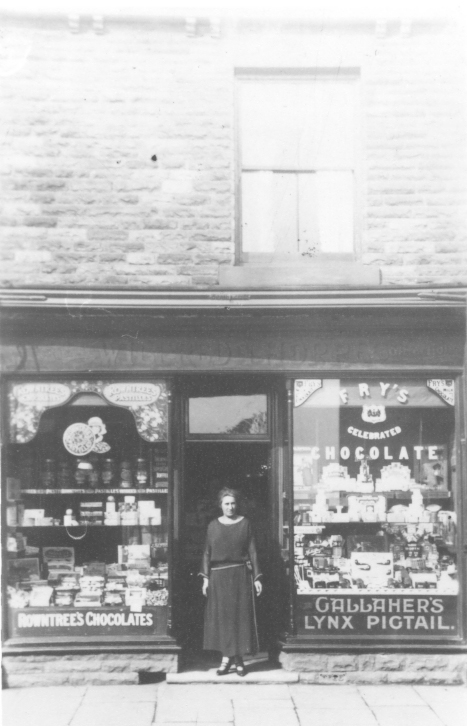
200;517;262;657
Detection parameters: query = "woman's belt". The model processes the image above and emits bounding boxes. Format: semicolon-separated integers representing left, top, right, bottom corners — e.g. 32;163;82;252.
210;561;246;571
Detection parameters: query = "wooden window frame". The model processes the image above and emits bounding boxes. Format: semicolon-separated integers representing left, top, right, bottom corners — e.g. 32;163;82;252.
234;68;363;266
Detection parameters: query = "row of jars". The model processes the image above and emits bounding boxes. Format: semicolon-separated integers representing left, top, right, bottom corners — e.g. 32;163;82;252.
38;456;151;489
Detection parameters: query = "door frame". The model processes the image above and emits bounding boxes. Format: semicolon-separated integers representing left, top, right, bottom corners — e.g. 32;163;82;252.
171;374;287;648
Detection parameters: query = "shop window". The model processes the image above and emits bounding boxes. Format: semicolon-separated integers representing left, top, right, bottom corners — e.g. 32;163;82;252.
289;378;460;640
237;70;359;261
5;380;170;641
187;394;268;439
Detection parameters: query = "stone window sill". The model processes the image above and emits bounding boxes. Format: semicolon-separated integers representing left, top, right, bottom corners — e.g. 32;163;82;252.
219;261;381;288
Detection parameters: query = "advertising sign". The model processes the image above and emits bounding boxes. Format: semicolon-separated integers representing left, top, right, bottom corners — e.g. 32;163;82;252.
297;595;458;637
9;606;167;638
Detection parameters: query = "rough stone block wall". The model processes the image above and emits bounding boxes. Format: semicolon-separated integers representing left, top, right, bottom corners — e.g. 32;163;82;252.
279;652;467;685
2;652;179;688
0;14;465;288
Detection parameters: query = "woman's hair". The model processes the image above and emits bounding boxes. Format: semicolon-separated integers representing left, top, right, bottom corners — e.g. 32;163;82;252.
217;487;240;507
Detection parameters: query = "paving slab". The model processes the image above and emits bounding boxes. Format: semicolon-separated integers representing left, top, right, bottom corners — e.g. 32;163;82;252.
370;705;445;726
358;685;427;707
233;712;300;726
83;684;160;702
70;700;156;726
3;687;86;726
234;699;295;709
297;708;378;726
414;686;467;708
194;703;234;722
226;684;293;699
290;684;369;709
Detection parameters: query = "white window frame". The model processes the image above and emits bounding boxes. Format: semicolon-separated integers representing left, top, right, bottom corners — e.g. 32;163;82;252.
235;68;362;265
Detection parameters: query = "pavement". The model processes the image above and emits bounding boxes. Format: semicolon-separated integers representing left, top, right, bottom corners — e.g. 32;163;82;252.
3;681;467;726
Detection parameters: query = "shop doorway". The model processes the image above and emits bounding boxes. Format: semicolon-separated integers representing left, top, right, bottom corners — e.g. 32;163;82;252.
175;377;284;662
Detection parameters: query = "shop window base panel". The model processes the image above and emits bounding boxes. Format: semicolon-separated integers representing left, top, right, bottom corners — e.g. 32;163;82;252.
3;634;181;657
278;637;467;653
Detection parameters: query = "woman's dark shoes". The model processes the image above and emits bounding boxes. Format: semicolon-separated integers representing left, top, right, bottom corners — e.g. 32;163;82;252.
234;657;246;677
216;658;232;676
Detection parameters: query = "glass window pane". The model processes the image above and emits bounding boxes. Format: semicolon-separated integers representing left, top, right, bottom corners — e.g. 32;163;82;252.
242;172;298;255
292;378;459;639
6;381;170;640
239;78;356;169
242;171;276;253
315;171;354;253
297;173;319;256
189;395;268;435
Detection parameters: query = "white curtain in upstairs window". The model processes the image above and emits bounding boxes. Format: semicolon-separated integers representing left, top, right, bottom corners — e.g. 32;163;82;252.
299;171;354;254
242;170;354;256
239;78;356;170
242;171;297;254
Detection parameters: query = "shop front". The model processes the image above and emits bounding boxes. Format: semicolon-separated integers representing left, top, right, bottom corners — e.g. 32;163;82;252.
1;290;466;685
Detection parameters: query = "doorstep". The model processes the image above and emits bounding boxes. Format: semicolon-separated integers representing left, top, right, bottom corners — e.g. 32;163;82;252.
167;668;299;684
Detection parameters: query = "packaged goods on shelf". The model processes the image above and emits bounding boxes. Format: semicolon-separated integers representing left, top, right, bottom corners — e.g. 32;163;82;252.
82;562;106;576
43;547;75;567
40;459;56;489
125;586;147;609
351;552;394;586
74;592;103;607
79;501;104;525
375;462;417;492
7;586;30;608
29;584;54;607
8;557;40;584
138;501;161;525
146;588;168;606
135;457;149;487
348;494;386;522
104;511;121;525
7;477;21;501
119;460;133;489
23;509;45;526
55;590;76;606
118;545;151;569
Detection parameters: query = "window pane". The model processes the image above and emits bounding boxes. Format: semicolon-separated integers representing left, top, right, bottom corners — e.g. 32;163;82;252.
239;78;356;169
297;173;319;256
189;395;268;435
6;386;170;640
292;378;459;639
242;171;275;253
242;172;298;255
315;171;354;254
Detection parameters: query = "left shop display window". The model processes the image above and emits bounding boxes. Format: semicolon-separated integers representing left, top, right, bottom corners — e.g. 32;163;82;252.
4;380;171;640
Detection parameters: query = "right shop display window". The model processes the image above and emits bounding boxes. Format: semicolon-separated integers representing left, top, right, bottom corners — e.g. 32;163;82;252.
292;378;460;639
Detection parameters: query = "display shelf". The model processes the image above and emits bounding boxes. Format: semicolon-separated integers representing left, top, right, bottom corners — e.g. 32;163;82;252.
9;526;167;532
21;488;168;495
295;490;451;501
294;522;448;529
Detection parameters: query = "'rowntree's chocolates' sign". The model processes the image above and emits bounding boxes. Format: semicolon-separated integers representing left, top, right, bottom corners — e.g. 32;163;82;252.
9;607;167;638
297;595;458;636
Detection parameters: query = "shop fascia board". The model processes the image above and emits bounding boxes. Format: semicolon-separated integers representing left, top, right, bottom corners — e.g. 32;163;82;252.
0;287;465;312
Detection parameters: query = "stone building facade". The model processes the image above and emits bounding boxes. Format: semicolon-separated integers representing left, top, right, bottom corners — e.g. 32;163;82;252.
1;8;467;688
0;9;466;289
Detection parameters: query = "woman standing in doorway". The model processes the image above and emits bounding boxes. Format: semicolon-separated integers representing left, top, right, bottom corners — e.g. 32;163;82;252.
200;488;262;676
